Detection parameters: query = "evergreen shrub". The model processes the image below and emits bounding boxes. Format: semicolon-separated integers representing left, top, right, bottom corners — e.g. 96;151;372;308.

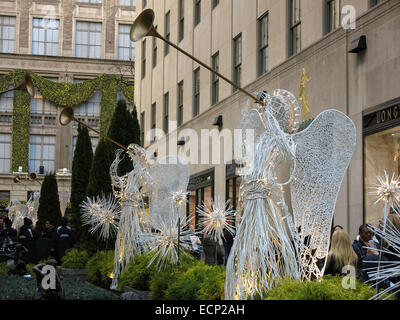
61;248;90;269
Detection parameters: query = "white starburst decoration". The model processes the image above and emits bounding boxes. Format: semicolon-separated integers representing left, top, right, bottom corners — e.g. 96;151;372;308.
365;214;400;300
368;171;400;209
146;215;194;270
81;194;121;241
197;197;236;245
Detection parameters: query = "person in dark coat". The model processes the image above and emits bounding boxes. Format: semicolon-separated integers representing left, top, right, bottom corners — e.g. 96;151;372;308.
44;219;58;260
18;217;39;264
56;217;73;263
4;217;17;238
352;224;379;282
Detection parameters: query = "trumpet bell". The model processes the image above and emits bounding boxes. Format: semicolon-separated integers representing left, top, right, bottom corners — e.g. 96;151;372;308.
59;107;74;126
13;176;20;183
23;74;35;98
28;172;37;180
130;9;157;42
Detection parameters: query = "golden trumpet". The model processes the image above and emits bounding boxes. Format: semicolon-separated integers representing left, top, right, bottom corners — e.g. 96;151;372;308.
59;107;129;152
1;73;35;97
130;9;266;106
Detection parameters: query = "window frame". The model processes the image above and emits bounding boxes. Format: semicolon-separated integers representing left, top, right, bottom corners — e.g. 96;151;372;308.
32;18;60;56
233;33;242;92
163;92;169;134
178;0;185;42
194;0;201;27
164;11;170;56
288;0;301;57
177;81;184;127
211;51;219;105
141;39;146;79
118;24;135;61
258;12;269;76
193;68;200;117
75;21;102;59
0;15;16;54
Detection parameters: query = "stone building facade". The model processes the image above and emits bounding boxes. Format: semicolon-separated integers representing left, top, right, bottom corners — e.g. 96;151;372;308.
134;0;400;239
0;0;137;204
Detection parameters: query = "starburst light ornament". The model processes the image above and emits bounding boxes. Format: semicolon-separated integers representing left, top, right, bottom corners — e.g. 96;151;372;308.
197;197;236;245
81;194;121;241
364;212;400;300
368;171;400;215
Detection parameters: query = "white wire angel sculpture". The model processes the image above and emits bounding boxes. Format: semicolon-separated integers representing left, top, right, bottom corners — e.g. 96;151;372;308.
109;144;153;290
225;89;356;300
8;200;28;232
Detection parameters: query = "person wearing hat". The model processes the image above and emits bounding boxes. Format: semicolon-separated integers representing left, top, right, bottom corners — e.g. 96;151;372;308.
18;217;39;264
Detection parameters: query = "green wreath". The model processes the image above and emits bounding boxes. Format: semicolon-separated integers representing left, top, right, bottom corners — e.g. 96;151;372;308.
0;70;134;172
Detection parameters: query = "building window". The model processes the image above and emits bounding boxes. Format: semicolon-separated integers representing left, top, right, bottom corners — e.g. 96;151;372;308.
151;103;156;142
194;0;201;27
29;135;55;174
211;52;219;105
193;68;200;117
32;18;59;56
140;111;145;146
289;0;301;56
73;80;101;118
75;21;102;59
0;16;15;53
31;78;58;125
141;39;146;79
143;0;147;8
363;105;400;226
152;26;157;68
118;24;135;60
233;34;242;91
187;169;214;232
0;90;13;114
78;0;102;3
258;13;269;76
326;0;341;33
212;0;219;9
119;0;136;6
177;81;184;127
178;0;184;42
163;92;169;134
165;11;170;56
0;191;10;203
0;134;11;173
369;0;381;8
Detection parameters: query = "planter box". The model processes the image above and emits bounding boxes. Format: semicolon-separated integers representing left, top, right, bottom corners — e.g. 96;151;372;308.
120;286;150;300
56;267;87;281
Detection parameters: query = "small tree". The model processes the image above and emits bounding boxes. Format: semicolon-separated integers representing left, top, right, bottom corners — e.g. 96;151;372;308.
36;172;62;233
107;99;140;176
70;123;93;241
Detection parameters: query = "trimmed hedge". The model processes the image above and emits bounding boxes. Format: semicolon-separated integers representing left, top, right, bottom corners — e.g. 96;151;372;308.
86;250;114;288
263;275;378;300
61;249;90;269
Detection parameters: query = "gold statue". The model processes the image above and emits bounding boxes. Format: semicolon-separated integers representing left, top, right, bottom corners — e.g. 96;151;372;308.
299;67;311;115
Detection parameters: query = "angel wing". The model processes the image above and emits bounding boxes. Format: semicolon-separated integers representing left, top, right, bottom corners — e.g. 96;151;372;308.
290;109;356;279
147;155;189;226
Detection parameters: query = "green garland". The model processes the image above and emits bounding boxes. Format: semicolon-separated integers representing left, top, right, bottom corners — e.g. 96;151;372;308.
0;70;134;172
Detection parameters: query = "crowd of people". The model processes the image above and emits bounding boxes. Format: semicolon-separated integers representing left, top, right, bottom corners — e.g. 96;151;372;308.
325;213;400;294
0;216;75;265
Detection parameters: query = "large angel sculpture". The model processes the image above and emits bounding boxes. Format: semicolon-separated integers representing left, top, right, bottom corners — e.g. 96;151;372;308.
225;89;356;300
110;144;153;289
